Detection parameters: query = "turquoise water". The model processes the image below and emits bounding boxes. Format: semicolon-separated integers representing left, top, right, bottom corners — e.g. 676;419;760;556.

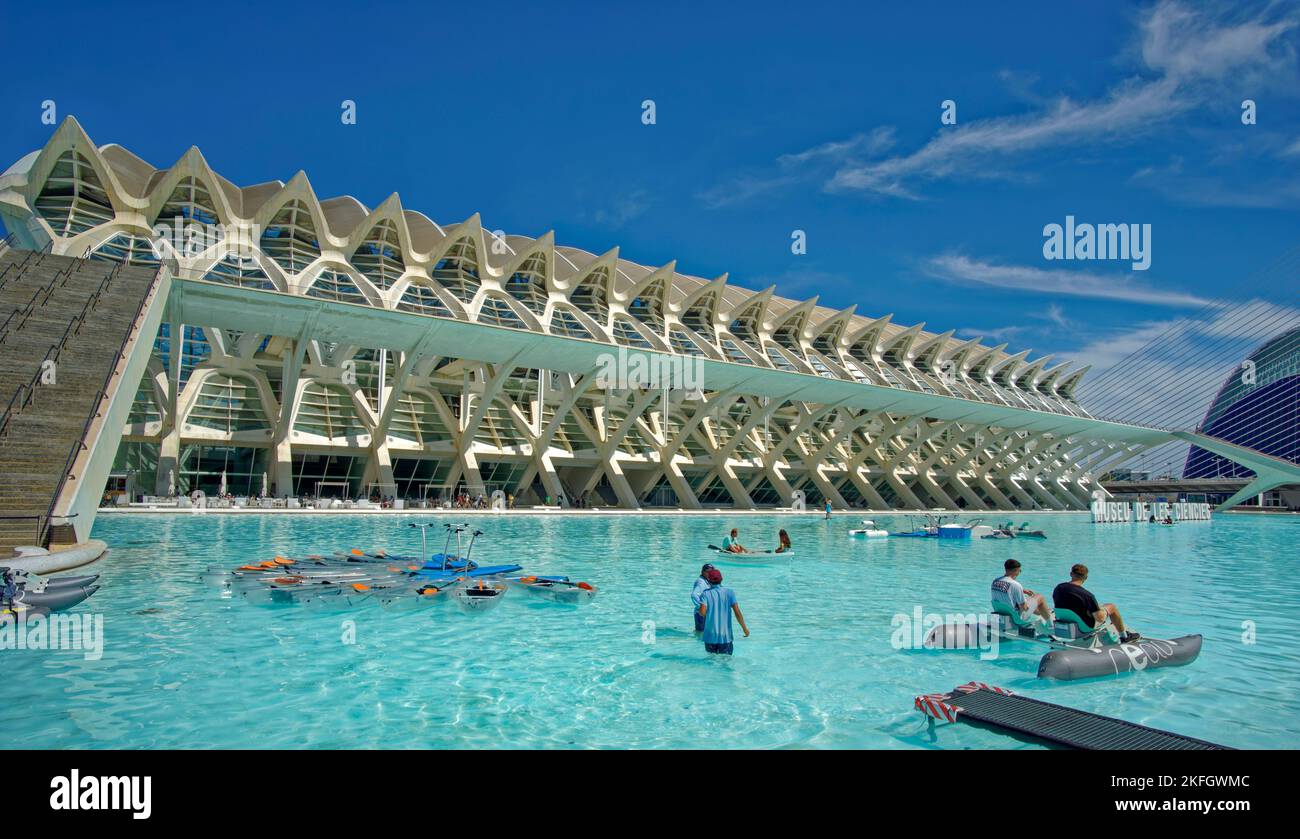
3;511;1296;749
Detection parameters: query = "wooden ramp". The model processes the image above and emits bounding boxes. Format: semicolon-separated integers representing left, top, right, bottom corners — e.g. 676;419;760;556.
916;682;1231;750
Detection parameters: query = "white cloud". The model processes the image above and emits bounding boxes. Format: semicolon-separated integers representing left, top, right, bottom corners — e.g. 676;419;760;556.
1038;303;1073;329
1140;1;1296;81
924;254;1213;307
696;172;801;209
776;128;897;168
1130;156;1300;207
588;190;650;228
825;2;1298;198
698;128;898;208
1067;318;1187;372
956;324;1027;344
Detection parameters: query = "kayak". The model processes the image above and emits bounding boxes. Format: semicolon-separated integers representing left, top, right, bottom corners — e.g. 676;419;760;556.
211;526;560;613
510;575;597;605
454;579;507;612
410;563;522;580
332;550;478;571
706;544;794;557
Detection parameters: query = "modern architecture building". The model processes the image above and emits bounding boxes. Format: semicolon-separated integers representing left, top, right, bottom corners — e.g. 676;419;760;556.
1184;327;1300;508
1;119;1206;514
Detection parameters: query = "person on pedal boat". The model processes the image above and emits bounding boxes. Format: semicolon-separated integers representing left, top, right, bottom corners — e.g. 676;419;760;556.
1052;563;1140;643
991;559;1053;624
692;564;716;633
774;529;793;553
721;528;747;553
697;568;750;655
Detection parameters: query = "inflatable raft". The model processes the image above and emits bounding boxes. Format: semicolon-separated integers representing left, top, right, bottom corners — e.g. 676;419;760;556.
923;606;1201;681
510;575;597;604
5;584;99;612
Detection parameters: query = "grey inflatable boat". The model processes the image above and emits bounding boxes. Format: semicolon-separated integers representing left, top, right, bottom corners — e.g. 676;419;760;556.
6;584;99;612
923;607;1201;681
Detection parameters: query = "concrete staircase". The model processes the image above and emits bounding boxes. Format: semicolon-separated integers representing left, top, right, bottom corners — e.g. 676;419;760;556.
0;247;163;555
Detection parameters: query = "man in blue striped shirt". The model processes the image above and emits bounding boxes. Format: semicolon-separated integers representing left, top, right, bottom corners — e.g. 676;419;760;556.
697;568;749;655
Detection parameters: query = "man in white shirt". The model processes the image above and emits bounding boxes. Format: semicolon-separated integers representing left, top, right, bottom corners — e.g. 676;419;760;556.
991;559;1053;623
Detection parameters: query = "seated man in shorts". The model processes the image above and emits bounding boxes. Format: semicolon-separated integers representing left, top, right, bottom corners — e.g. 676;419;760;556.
1052;563;1140;643
991;558;1053;624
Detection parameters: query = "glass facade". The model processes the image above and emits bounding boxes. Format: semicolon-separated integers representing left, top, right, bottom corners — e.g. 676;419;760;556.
1184;328;1300;479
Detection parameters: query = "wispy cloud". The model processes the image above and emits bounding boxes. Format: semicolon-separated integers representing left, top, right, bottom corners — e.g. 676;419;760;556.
1036;302;1074;330
924;254;1213;307
702;2;1298;207
1066;318;1186;373
1130;155;1300;207
587;190;651;228
697;128;897;208
828;1;1297;198
956;324;1028;344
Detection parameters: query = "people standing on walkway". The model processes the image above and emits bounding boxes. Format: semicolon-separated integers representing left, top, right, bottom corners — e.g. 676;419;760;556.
697;568;749;655
824;499;833;519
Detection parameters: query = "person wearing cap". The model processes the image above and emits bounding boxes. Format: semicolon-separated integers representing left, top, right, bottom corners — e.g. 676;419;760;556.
697;568;749;655
691;564;716;633
1052;563;1141;643
991;559;1053;624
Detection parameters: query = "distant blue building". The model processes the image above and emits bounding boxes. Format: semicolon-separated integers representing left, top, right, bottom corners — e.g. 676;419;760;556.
1184;327;1300;480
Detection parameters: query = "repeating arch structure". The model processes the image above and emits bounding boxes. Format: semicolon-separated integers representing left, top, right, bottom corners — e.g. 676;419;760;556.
0;118;1126;508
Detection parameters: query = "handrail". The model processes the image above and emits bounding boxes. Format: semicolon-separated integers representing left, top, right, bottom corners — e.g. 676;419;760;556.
0;514;46;548
0;275;110;440
0;255;123;350
0;262;80;345
0;343;61;440
42;261;169;545
0;241;56;293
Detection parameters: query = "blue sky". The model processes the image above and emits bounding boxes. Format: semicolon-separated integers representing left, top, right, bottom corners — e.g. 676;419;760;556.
1;0;1297;378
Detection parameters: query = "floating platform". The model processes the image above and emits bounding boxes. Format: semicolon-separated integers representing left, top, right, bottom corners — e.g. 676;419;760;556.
916;682;1230;750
